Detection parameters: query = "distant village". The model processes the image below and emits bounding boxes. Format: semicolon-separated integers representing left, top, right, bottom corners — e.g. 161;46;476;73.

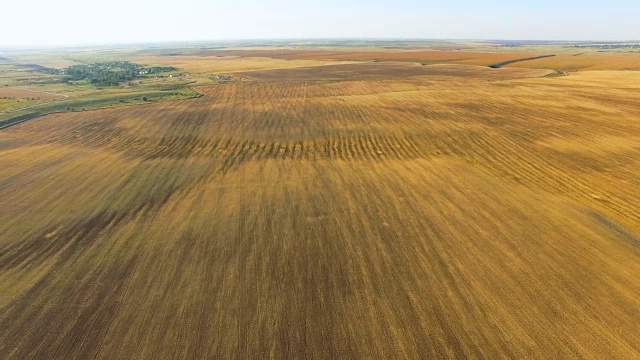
37;61;178;86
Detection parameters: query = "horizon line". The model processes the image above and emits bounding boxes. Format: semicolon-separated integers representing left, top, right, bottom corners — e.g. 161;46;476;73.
2;37;640;51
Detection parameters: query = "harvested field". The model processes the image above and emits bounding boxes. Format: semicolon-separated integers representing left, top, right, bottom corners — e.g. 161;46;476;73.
236;62;552;81
192;48;640;72
201;49;532;67
0;87;64;100
516;69;640;89
0;88;65;113
2;55;640;358
133;54;354;75
504;52;640;71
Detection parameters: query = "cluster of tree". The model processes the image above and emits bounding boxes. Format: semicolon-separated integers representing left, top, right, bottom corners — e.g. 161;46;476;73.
64;62;177;86
35;61;177;87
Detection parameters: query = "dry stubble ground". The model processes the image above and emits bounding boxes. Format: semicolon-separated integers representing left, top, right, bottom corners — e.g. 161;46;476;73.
1;59;640;358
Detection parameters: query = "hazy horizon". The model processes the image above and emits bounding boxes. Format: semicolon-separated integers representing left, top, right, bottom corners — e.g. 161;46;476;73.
2;37;640;51
2;0;639;47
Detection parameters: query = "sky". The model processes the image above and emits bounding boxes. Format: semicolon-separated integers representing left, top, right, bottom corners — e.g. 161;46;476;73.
1;0;639;47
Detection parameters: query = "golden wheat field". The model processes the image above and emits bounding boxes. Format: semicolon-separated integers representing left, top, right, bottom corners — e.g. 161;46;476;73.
2;52;640;358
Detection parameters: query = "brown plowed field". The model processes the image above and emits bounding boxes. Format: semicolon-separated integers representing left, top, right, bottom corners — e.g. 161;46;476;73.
2;58;640;358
